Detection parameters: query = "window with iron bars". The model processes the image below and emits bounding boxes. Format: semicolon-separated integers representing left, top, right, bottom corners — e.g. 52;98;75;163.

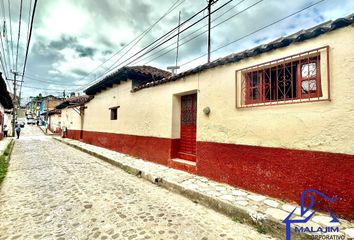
236;46;330;108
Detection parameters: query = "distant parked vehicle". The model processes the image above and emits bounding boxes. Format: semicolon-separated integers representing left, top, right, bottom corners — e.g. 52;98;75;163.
27;118;35;125
17;118;26;128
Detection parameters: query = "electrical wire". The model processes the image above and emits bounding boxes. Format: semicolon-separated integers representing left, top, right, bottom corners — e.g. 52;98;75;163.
25;0;32;43
7;0;14;71
85;0;231;90
18;0;38;103
0;0;11;75
75;0;185;90
179;0;325;68
23;75;85;87
15;0;23;73
137;0;255;65
100;0;187;79
97;1;219;80
22;84;77;91
120;0;233;68
0;33;9;76
77;0;219;91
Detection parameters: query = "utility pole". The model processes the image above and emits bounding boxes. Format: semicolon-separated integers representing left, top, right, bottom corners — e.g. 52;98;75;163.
167;11;182;76
175;11;181;67
207;0;213;63
11;71;18;137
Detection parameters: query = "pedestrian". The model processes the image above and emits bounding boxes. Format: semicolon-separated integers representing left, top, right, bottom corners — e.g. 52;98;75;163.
15;124;21;139
3;124;8;137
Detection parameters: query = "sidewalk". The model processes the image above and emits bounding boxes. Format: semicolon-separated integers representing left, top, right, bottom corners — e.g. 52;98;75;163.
53;136;354;240
38;125;56;135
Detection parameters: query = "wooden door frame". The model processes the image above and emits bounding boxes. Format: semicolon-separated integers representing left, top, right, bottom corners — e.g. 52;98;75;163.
178;93;197;161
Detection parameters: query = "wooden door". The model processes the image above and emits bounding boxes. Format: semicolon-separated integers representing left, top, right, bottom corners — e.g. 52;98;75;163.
178;94;197;161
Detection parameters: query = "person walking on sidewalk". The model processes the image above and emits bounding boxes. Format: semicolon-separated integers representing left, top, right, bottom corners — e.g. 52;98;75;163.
15;124;21;139
3;124;8;137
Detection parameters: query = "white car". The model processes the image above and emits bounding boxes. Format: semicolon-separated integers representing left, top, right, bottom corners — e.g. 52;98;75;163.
27;118;35;125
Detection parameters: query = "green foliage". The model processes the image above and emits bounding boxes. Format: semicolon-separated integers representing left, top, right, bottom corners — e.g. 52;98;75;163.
0;142;14;185
254;223;268;234
232;216;245;224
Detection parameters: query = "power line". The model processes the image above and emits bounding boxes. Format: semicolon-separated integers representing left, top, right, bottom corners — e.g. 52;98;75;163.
136;0;252;65
7;0;14;71
15;0;23;72
0;0;11;75
101;0;186;78
81;0;220;90
180;0;326;68
0;32;9;76
119;0;233;68
125;0;327;89
19;0;38;104
23;75;86;86
75;0;185;90
4;20;13;73
25;0;32;42
22;85;76;91
98;0;192;79
0;53;10;86
92;0;230;85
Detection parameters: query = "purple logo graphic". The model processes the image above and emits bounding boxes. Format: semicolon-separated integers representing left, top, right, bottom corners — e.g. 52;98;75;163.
282;189;340;240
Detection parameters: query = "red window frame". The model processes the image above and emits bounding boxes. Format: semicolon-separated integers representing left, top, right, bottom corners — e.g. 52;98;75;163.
297;57;322;99
237;46;329;108
245;70;264;105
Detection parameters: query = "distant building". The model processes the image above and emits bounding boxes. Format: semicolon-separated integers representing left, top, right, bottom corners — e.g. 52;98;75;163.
38;95;63;125
54;95;93;137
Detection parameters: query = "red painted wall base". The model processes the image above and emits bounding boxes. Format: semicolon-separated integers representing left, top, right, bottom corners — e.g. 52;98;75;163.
82;130;171;166
197;141;354;220
64;129;354;220
66;129;81;140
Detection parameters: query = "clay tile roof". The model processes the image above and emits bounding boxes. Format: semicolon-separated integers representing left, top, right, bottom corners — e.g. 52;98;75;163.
131;13;354;92
41;109;61;116
55;95;94;109
84;65;171;95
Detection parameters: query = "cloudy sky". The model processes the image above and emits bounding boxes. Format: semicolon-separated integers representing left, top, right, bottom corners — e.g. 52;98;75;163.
1;0;353;103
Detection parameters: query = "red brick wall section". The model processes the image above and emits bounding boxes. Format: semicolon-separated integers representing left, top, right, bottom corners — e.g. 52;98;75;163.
64;129;354;220
66;129;81;140
82;130;171;166
196;141;354;220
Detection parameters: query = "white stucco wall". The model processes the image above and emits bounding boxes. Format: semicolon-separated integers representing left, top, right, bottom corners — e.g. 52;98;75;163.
83;26;354;155
61;107;81;130
84;77;199;138
49;114;61;132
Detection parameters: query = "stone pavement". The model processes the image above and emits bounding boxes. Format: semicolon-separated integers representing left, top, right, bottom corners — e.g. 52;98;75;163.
53;135;354;240
0;126;275;240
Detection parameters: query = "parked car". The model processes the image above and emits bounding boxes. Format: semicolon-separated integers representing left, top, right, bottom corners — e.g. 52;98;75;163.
27;118;35;125
17;118;26;128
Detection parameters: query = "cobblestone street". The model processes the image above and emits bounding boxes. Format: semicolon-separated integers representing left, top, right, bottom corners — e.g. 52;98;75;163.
0;126;275;240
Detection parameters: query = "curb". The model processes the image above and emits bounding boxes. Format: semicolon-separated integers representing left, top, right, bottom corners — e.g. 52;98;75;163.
53;137;324;240
3;139;14;162
37;126;56;136
37;126;48;135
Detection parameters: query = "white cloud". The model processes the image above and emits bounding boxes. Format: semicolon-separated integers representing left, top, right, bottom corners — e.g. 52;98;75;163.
5;0;352;99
